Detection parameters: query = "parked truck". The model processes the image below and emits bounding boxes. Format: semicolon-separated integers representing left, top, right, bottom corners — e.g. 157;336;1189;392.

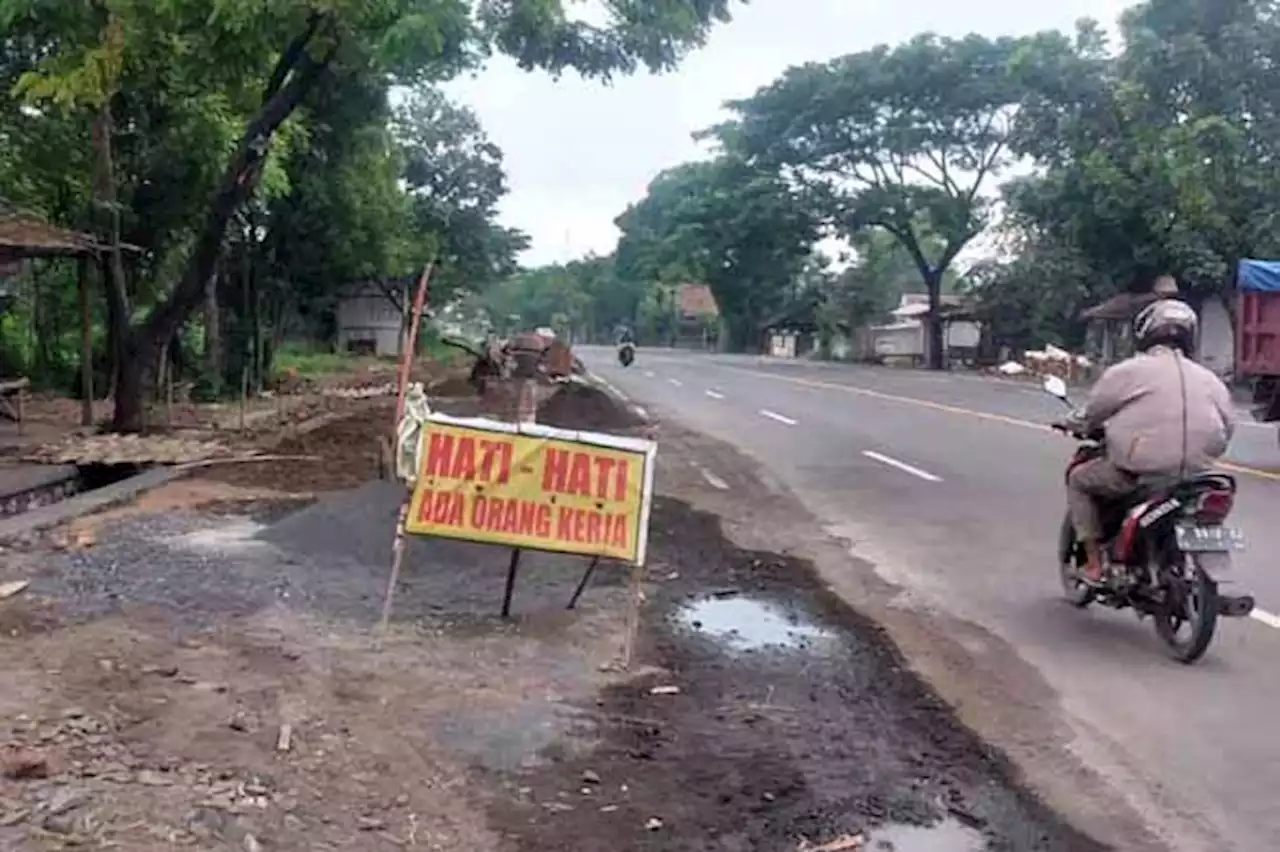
1236;259;1280;429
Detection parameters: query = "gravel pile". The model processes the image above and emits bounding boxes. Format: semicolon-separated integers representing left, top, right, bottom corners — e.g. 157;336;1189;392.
32;482;617;627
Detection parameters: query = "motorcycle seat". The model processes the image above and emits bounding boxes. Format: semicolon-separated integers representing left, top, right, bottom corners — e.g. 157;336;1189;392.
1112;472;1235;511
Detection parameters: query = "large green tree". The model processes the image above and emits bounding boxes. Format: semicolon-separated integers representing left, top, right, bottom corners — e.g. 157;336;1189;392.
717;33;1033;367
393;86;528;305
1;0;741;430
614;156;820;350
1006;1;1280;317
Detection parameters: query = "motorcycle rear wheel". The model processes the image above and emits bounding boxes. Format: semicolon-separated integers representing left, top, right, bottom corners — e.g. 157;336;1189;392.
1057;513;1095;608
1153;557;1218;664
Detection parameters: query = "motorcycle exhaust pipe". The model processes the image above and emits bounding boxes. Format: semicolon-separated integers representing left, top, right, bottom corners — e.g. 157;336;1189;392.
1218;594;1256;618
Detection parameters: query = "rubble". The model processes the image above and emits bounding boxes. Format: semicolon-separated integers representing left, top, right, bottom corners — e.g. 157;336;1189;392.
23;433;238;466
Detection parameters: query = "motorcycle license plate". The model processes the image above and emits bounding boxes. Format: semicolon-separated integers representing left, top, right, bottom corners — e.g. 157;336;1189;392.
1174;523;1245;553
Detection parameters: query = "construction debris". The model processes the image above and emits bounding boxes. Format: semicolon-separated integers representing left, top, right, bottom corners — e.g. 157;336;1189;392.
0;580;29;599
23;434;236;466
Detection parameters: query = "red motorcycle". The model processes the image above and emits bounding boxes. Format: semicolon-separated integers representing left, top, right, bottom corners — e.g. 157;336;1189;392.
1044;377;1253;663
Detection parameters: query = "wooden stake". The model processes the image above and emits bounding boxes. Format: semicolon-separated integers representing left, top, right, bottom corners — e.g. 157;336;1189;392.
239;365;248;431
77;257;94;427
621;559;646;671
161;340;174;427
394;262;435;426
376;500;411;644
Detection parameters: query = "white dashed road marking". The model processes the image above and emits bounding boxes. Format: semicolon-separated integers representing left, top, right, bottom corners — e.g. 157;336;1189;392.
644;370;656;378
759;409;798;426
1250;609;1280;630
705;389;725;400
862;450;942;483
669;378;683;387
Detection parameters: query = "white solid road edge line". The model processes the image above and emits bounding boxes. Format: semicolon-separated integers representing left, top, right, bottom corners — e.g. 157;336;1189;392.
759;409;798;426
862;450;943;483
705;389;725;400
1250;608;1280;629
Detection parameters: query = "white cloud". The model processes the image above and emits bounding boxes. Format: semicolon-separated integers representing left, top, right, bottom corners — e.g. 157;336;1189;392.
445;0;1133;266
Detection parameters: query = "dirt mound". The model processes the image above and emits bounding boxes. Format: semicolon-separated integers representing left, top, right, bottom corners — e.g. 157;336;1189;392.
535;382;644;433
428;374;479;399
197;405;389;493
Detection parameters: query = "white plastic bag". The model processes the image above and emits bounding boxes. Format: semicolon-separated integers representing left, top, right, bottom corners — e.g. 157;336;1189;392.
395;382;432;484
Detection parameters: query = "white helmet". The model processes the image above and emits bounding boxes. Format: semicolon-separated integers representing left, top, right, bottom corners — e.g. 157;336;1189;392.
1133;298;1197;354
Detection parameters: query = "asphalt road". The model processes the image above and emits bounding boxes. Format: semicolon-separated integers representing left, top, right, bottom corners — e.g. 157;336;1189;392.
581;346;1280;852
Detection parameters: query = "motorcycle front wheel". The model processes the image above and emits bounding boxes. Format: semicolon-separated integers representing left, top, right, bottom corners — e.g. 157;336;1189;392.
1057;513;1095;608
1153;556;1219;664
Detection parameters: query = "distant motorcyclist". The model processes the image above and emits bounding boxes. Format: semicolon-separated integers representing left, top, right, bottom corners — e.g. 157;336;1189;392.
1059;298;1235;585
616;326;636;366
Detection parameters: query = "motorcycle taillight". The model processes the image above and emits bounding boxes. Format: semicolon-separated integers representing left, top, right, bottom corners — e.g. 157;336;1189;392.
1193;490;1234;523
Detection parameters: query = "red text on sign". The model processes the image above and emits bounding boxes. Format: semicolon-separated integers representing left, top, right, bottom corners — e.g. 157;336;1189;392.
541;448;629;502
424;433;513;483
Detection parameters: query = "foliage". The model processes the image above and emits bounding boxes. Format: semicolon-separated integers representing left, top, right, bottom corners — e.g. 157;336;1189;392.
0;0;743;428
482;254;646;342
614;156;820;350
713;32;1035;364
394;86;529;302
999;1;1280;319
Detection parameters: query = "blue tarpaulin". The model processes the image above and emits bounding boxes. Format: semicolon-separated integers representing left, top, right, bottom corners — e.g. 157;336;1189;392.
1238;259;1280;292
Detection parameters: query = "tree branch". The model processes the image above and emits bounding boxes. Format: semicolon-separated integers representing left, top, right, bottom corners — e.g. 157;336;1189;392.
263;12;323;102
141;41;337;351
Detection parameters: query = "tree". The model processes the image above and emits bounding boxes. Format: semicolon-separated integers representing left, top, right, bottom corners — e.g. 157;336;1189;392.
481;254;644;343
1008;2;1280;316
2;0;743;430
614;156;820;350
717;33;1033;367
394;87;527;304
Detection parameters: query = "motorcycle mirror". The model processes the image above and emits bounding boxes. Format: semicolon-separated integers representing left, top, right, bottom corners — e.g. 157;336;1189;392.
1042;375;1069;400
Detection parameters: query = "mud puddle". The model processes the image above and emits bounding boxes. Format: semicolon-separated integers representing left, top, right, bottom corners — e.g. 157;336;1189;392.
488;497;1105;851
864;816;985;851
676;594;835;651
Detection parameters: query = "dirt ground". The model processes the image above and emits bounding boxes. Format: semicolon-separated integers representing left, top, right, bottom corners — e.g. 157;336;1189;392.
0;380;1103;851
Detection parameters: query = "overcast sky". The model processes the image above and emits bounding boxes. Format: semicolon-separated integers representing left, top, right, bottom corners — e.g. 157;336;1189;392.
445;0;1134;267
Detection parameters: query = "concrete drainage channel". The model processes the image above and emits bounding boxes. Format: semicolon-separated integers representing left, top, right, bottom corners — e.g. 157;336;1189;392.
0;461;184;542
0;462;153;518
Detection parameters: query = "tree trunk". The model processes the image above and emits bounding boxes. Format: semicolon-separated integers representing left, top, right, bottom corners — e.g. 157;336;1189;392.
112;337;155;434
110;34;332;431
926;273;945;370
90;106;130;406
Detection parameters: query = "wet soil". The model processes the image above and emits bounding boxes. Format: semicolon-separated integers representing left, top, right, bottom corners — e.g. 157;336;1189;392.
483;498;1106;852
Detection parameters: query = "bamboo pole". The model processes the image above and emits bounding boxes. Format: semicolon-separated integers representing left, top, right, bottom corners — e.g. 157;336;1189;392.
378;262;435;641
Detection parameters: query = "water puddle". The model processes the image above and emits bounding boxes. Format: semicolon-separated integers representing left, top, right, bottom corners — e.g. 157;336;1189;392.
676;595;834;652
863;817;985;851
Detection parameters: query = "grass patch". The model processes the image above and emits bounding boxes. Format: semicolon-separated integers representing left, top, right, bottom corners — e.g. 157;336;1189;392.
274;344;362;377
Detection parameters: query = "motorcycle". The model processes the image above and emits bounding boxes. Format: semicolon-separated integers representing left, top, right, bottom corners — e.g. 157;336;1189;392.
1043;375;1254;663
617;341;635;367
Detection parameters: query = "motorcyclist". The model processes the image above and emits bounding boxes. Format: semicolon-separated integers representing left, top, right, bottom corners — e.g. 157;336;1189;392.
617;326;635;346
1059;298;1235;585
